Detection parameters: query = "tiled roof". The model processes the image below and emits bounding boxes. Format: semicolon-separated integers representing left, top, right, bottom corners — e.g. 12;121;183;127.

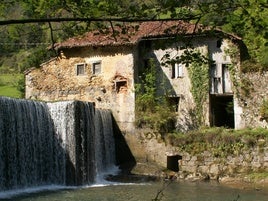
54;21;209;49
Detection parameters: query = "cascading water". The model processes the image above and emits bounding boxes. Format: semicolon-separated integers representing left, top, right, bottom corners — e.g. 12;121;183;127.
0;96;118;193
94;109;117;181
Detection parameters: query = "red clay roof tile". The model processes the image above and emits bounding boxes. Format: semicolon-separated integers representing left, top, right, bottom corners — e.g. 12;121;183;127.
54;21;206;49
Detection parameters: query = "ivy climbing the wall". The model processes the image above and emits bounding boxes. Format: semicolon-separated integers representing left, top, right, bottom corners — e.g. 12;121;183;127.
161;47;210;129
187;53;210;127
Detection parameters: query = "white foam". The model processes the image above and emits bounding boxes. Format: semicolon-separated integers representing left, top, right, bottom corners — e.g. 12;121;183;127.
0;182;149;199
0;185;76;199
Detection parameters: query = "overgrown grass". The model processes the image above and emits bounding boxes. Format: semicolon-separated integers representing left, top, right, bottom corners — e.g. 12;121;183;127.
247;172;268;181
0;74;24;98
166;127;268;157
0;86;22;98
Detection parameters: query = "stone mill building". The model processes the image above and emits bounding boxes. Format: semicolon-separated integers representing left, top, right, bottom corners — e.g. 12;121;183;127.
25;20;268;134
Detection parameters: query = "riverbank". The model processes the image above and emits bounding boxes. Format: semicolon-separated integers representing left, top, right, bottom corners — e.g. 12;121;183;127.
123;128;268;192
6;178;268;201
219;174;268;190
128;161;268;192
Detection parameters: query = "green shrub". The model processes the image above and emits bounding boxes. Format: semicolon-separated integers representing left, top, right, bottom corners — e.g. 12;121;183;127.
166;127;268;156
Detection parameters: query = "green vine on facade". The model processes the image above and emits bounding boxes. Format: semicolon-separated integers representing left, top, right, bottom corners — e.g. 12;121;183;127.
188;57;209;127
161;48;210;128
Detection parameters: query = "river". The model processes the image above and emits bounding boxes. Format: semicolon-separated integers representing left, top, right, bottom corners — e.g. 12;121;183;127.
1;180;267;201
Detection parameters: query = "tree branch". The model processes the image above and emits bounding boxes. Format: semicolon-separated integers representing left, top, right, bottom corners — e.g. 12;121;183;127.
48;22;57;55
0;16;200;26
109;20;118;42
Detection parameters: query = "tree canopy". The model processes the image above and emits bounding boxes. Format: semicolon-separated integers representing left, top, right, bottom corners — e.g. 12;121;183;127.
0;0;267;73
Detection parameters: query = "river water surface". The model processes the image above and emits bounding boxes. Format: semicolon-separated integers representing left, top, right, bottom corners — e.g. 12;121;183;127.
2;180;268;201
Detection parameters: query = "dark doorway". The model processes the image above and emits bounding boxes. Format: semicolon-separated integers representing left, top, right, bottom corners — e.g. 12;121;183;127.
210;95;234;128
167;96;180;112
167;155;182;172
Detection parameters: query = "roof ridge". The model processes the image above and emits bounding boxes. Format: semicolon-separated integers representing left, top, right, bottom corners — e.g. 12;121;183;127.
54;20;240;50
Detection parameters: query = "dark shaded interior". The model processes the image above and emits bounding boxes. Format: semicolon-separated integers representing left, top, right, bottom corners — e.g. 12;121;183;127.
210;95;234;128
167;155;182;172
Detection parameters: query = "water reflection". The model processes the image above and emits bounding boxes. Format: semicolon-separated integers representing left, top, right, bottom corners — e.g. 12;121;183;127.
4;181;268;201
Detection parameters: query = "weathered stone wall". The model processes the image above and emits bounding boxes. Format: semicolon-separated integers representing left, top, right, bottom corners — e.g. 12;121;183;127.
153;44;197;131
25;46;136;133
150;38;235;131
237;71;268;128
179;144;268;180
126;131;268;181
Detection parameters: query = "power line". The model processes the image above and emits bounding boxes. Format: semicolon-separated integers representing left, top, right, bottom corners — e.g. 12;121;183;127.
0;43;50;45
0;16;200;25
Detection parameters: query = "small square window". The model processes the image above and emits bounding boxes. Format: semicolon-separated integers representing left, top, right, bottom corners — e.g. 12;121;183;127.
92;61;101;75
76;63;86;76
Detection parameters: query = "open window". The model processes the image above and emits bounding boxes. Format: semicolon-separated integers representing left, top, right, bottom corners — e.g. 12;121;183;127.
210;63;232;94
115;80;127;93
76;63;86;76
171;63;183;79
113;75;128;93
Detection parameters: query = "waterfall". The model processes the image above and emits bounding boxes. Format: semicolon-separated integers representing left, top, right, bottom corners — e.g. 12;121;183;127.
95;109;117;180
0;96;117;192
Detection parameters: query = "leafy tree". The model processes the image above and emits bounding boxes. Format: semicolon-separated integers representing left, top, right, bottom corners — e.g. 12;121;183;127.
222;0;268;67
0;0;267;73
190;0;268;67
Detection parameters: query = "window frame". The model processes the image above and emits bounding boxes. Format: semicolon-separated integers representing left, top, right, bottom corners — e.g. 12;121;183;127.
171;63;183;79
92;61;102;75
76;63;86;76
115;79;127;93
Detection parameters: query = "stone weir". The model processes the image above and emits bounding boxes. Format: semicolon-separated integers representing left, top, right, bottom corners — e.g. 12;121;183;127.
0;96;117;192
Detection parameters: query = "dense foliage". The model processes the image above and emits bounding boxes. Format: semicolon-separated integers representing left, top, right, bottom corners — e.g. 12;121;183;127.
0;0;267;100
0;0;267;73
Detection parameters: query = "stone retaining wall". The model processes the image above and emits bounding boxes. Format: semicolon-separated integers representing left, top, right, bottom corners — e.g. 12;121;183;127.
178;144;268;180
126;132;268;181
